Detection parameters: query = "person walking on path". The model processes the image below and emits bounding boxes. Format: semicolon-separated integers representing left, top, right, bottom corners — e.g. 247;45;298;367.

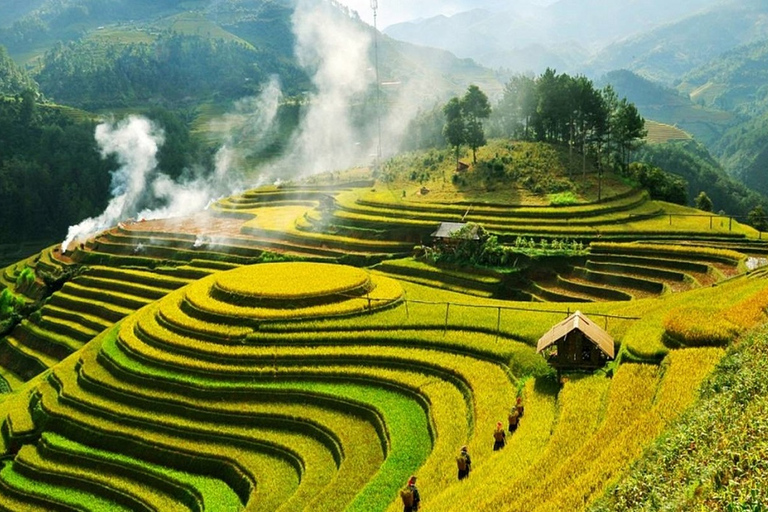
493;421;506;451
401;475;421;511
457;446;472;480
516;396;524;418
508;407;520;433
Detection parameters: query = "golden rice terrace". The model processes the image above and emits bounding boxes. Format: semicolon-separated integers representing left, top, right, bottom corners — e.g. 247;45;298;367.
0;169;767;511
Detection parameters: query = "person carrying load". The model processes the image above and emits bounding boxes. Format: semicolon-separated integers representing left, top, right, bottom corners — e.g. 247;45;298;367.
401;475;421;511
456;446;472;480
493;421;506;451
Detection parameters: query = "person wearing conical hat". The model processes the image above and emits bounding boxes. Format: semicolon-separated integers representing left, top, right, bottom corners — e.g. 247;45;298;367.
400;475;421;511
493;421;506;451
456;445;472;480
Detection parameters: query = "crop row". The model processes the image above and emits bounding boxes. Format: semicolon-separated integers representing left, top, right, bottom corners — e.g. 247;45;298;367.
96;331;448;511
591;242;744;266
344;188;649;218
181;274;403;324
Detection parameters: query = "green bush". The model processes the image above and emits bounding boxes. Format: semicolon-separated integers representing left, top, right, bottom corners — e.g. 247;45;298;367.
548;192;580;206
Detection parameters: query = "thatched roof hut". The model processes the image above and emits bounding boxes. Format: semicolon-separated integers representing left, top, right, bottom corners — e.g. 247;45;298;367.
537;311;615;378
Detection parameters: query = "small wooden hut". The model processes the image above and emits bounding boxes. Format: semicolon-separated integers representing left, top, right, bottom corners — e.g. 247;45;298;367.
431;222;480;247
536;311;615;381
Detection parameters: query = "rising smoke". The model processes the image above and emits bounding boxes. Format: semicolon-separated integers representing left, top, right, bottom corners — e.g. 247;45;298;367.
61;0;427;249
269;0;375;179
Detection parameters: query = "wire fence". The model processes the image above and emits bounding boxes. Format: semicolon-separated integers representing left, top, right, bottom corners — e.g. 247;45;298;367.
359;291;639;341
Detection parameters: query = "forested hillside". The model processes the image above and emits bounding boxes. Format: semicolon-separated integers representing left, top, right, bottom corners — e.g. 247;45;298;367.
0;45;35;96
0;95;111;243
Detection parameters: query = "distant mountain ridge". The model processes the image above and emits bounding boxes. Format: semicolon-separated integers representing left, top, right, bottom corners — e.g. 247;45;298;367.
385;0;723;73
587;0;768;84
0;0;499;112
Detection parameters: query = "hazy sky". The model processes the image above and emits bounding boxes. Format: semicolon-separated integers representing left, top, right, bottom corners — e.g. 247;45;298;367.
336;0;558;28
335;1;481;29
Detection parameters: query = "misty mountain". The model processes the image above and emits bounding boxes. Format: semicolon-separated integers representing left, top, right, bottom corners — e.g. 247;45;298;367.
588;0;768;84
680;39;768;117
0;0;498;113
384;0;722;73
601;70;737;146
672;38;768;195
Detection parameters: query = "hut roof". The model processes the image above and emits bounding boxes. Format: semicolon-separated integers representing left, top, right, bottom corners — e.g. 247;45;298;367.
536;311;615;359
431;222;480;240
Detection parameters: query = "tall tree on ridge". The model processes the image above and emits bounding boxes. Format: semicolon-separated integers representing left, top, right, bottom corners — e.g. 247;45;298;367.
461;85;492;164
443;97;465;171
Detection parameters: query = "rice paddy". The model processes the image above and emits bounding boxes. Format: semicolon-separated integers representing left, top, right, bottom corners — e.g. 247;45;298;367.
0;172;766;510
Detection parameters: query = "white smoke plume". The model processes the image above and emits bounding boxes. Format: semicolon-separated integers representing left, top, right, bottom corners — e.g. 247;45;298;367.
62;116;162;251
258;0;374;181
60;77;285;251
61;0;439;250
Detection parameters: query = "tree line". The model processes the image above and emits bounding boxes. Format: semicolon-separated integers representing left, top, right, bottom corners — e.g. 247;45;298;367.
493;69;646;172
407;69;647;179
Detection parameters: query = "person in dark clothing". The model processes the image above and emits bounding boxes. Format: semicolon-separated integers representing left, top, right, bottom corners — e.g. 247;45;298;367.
516;396;524;418
493;421;506;451
401;475;421;511
457;445;472;480
508;407;520;433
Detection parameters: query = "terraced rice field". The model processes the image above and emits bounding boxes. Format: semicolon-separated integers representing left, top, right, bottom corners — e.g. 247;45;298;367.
0;260;746;510
0;177;767;510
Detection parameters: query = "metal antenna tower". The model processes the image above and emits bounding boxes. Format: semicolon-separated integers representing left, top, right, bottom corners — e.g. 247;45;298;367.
371;0;382;167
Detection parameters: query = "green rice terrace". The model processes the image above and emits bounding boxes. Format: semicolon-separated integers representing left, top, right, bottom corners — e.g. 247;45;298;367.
1;148;768;510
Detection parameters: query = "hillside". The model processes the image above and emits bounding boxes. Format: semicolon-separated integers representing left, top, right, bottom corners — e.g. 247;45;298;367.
0;45;35;96
384;0;723;73
0;150;767;509
0;0;498;111
587;0;768;84
601;70;736;146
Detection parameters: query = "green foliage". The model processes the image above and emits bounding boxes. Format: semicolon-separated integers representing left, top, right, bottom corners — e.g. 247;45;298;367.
402;104;447;152
747;205;768;232
0;288;23;318
427;224;586;268
443;97;465;169
14;266;35;288
591;325;768;510
0;96;113;243
634;140;767;217
695;191;714;212
442;85;492;166
624;162;688;205
0;45;36;96
548;191;579;206
493;69;644;173
462;85;492;164
35;32;308;110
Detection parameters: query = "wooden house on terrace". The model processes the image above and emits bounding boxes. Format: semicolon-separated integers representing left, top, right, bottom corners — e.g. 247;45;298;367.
537;311;615;381
431;222;480;248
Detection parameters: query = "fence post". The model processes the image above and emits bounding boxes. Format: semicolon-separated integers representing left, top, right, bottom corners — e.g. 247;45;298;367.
444;303;450;335
729;217;733;232
710;216;713;230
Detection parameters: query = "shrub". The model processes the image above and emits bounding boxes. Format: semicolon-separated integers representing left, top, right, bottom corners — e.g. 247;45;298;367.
548;192;579;206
